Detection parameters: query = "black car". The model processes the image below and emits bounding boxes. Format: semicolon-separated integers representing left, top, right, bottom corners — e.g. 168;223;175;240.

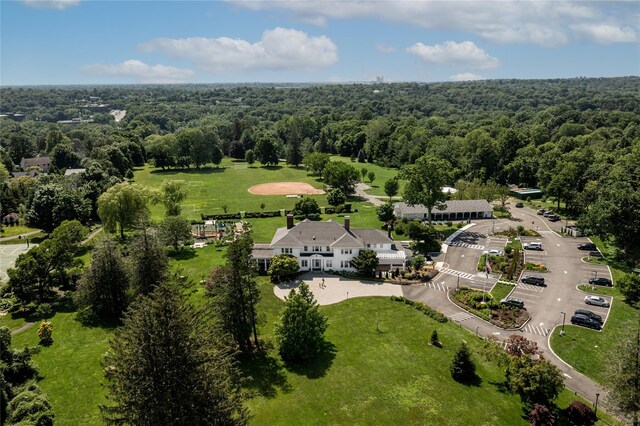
521;275;545;286
589;277;613;287
501;297;524;308
536;209;546;215
547;215;560;222
578;242;597;251
574;309;603;324
571;314;601;330
515;202;524;208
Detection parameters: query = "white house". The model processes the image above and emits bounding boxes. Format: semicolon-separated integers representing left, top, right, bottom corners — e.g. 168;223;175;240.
394;199;493;221
252;215;407;273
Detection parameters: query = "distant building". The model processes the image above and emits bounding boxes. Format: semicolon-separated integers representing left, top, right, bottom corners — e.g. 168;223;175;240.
20;156;51;173
64;168;86;176
376;75;384;83
0;113;25;122
57;118;94;125
510;188;543;200
11;170;40;178
393;199;493;221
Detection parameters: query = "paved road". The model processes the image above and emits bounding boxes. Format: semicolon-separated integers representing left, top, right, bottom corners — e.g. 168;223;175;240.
0;244;37;282
404;206;611;406
354;183;385;206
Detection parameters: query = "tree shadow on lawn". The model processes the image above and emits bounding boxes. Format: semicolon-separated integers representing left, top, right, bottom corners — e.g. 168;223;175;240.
149;167;226;175
284;340;337;380
239;347;291;398
168;248;197;261
489;379;511;394
455;372;482;387
262;165;283;171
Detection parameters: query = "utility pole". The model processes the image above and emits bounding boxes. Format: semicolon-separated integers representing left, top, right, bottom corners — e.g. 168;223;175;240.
560;312;566;336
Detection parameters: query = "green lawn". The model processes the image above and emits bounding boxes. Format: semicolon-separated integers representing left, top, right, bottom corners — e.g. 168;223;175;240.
2;274;621;425
133;160;329;222
491;282;515;301
330;156;403;197
0;232;47;245
0;225;40;238
10;312;113;426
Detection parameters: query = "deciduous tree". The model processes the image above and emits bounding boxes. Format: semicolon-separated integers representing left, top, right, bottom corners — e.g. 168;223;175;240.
350;249;378;277
268;255;300;282
158;215;192;252
98;182;155;239
401;155;452;224
160;180;187;217
384;177;399;200
323;161;360;195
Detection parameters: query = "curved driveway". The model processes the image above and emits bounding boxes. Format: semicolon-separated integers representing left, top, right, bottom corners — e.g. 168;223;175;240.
404;205;610;405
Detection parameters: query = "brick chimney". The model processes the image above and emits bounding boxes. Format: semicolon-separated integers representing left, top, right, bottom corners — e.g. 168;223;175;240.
344;216;350;232
286;214;294;229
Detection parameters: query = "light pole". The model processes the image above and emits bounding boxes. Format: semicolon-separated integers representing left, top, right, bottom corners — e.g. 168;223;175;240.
594;393;600;417
492;220;495;234
560;312;566;336
457;274;460;290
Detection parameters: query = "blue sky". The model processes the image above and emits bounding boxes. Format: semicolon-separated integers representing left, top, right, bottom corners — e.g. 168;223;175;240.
1;0;639;85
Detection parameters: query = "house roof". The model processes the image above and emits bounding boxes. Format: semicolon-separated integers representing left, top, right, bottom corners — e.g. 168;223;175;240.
64;168;86;176
11;170;39;178
394;199;493;215
20;157;50;167
270;219;392;248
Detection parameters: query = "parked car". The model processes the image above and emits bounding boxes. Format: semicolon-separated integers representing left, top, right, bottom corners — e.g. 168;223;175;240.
484;249;503;256
589;277;613;287
547;215;560;222
584;296;610;308
521;275;545;286
589;251;603;258
536;209;546;215
515;202;524;208
543;211;555;217
575;309;604;323
577;242;597;251
501;297;524;308
523;242;543;251
571;313;602;330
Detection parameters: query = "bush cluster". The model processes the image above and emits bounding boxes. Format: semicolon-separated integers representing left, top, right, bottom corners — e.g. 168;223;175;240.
201;213;242;220
390;296;448;323
243;210;282;218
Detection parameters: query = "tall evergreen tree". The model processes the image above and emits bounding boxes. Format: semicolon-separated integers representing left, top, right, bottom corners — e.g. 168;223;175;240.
275;283;328;362
76;237;129;321
129;228;169;296
450;342;476;382
207;233;260;354
101;282;247;426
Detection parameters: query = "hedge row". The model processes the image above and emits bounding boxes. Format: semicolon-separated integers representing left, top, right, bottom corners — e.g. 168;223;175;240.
323;203;352;214
201;213;242;220
390;296;448;323
243;210;282;219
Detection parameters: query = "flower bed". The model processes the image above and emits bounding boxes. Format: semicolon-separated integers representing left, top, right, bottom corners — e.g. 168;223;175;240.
524;262;549;272
451;287;529;329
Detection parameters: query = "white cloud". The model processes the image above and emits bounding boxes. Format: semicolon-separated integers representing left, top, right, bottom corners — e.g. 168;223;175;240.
407;41;499;70
230;1;639;46
571;23;638;44
81;60;195;83
22;0;80;9
138;28;338;73
375;43;395;53
450;73;484;81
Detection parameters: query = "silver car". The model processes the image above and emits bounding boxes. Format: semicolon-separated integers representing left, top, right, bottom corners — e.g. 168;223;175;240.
584;295;610;308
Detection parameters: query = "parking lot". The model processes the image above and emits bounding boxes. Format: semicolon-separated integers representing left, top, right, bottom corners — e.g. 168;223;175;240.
441;209;614;338
0;244;34;282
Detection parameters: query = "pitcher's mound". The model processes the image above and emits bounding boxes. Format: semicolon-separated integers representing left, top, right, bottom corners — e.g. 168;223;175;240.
248;182;325;195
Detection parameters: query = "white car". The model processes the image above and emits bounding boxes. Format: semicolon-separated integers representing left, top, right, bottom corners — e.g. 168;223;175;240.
523;242;543;251
484;249;504;256
584;295;610;308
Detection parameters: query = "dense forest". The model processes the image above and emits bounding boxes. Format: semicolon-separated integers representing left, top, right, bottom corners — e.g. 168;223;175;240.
1;77;639;252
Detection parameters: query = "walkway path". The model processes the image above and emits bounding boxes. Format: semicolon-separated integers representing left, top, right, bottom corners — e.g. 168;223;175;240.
354;183;385;206
274;272;402;305
10;321;35;335
81;227;103;245
0;229;42;242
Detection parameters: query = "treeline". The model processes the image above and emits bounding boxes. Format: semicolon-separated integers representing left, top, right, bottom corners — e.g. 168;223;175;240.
0;77;638;251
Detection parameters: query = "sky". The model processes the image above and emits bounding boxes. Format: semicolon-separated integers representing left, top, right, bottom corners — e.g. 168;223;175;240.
1;0;639;85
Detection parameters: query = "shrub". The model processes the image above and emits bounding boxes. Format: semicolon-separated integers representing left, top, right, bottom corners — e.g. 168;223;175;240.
529;404;555;426
34;303;53;320
446;221;453;227
37;321;53;346
430;330;441;347
565;401;597;426
390;296;448;323
268;255;300;282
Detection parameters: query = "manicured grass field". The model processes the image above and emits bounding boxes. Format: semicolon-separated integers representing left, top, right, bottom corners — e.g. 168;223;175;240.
133;159;329;222
0;232;46;245
330;156;403;197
